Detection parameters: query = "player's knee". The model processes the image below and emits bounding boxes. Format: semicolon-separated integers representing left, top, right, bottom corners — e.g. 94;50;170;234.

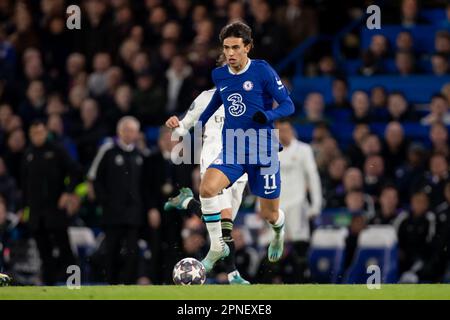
199;182;219;198
260;209;278;223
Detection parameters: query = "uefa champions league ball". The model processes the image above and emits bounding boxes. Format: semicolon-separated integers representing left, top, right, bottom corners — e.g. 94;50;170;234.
172;258;206;285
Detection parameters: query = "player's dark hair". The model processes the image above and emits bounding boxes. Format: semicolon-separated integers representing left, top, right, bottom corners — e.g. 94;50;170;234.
219;21;253;48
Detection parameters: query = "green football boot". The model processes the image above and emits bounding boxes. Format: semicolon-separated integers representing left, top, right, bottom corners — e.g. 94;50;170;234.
229;270;251;285
164;187;194;211
268;226;285;263
201;243;230;273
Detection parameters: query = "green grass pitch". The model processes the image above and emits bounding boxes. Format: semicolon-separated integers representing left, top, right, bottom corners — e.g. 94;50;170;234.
1;284;450;300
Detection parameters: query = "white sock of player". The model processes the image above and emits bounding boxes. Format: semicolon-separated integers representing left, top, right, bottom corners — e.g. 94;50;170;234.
271;209;285;236
200;196;225;252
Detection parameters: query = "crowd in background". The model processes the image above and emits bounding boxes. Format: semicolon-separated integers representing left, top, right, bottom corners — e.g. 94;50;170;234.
0;0;450;285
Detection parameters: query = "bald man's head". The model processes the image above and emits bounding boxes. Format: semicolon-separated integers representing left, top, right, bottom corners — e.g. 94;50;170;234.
117;116;140;145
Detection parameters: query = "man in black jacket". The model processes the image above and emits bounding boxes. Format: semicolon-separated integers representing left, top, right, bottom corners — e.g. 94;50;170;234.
88;116;145;284
21;120;82;285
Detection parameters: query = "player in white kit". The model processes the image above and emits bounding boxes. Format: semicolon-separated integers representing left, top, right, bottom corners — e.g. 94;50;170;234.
164;89;250;284
276;118;322;282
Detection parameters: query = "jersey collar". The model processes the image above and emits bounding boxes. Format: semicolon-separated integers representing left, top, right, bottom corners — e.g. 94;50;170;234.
227;58;251;75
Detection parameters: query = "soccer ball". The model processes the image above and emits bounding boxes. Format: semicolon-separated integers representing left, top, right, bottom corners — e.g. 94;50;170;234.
172;258;206;285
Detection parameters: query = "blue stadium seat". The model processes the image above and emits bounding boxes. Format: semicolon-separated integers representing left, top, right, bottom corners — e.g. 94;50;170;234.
343;225;398;284
420;9;446;25
293;124;314;142
291;76;334;105
145;126;160;146
293;75;450;106
361;25;450;54
308;227;348;283
348;75;450;103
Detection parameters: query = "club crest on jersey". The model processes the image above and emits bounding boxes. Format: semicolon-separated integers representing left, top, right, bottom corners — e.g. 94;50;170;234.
243;80;253;91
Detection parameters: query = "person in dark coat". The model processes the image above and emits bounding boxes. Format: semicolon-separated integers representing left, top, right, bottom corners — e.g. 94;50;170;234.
88;116;145;284
143;126;194;284
21;120;82;285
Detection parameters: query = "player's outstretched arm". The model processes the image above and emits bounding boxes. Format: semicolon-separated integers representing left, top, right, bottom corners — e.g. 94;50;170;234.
198;89;222;126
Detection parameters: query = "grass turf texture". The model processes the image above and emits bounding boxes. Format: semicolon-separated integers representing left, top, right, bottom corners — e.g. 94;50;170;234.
0;284;450;300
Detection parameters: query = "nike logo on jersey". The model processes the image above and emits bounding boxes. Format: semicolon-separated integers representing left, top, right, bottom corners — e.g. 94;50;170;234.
276;79;283;86
264;190;276;195
220;86;228;92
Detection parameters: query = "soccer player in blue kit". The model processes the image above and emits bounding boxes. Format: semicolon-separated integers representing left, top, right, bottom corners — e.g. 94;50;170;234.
198;22;295;272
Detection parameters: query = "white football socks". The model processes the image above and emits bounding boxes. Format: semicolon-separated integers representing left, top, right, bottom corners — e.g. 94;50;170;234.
200;195;224;252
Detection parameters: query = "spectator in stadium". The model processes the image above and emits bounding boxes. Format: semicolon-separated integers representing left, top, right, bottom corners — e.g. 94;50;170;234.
144;126;194;284
3;129;26;188
396;31;414;53
47;114;78;161
360;134;382;161
72;98;108;172
21;120;82;285
231;227;257;284
363;155;387;197
350;90;372;124
435;30;450;56
105;84;136;134
0;156;18;212
165;54;194;115
133;69;167;126
251;1;285;62
274;0;318;50
327;77;351;110
347;124;370;168
421;94;450;125
314;136;342;173
88;116;145;285
413;153;450;210
441;83;450;104
77;0;114;62
398;191;440;283
87;52;112;98
370;86;388;110
7;4;40;56
65;53;87;92
343;167;364;195
322;156;348;209
395;50;418;76
429;122;449;159
367;34;390;62
358;50;383;76
299;92;329;125
343;199;368;270
395;143;428;205
18;80;47;129
397;0;427;28
431;52;450;76
369;185;406;231
386;91;418;122
97;66;124;110
382;122;409;177
317;56;341;77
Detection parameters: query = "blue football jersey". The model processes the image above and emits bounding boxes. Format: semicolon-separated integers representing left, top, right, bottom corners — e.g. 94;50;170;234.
199;59;295;165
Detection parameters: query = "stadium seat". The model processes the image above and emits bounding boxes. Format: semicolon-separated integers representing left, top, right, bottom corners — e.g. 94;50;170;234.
343;225;398;284
361;25;450;55
420;9;446;25
308;227;348;283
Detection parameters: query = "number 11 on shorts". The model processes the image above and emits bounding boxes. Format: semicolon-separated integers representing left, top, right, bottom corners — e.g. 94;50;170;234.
264;174;277;190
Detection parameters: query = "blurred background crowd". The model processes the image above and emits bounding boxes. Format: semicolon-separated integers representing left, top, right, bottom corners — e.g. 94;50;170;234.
1;0;450;285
